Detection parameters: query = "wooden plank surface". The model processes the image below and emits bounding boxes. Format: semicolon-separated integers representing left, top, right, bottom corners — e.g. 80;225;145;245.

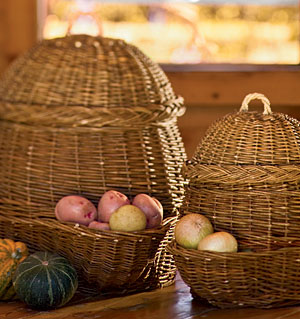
1;273;300;319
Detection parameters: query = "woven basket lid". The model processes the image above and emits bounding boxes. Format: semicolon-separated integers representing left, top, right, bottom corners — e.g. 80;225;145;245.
184;93;300;183
0;34;185;127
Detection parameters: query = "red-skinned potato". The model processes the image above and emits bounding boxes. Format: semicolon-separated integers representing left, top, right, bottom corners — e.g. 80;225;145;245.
132;194;163;229
98;190;130;223
88;221;110;231
55;195;97;226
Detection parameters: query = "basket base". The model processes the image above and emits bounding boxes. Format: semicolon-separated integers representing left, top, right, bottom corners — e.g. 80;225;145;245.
77;273;176;298
190;288;300;309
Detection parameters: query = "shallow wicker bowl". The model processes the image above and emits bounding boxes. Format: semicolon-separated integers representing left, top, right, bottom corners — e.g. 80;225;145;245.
168;239;300;309
0;34;187;293
182;93;300;245
0;214;177;295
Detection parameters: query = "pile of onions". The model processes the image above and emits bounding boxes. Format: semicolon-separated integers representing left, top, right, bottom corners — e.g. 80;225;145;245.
197;231;238;253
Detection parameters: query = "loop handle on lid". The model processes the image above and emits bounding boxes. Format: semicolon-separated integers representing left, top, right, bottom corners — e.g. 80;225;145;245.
67;12;103;36
240;93;272;115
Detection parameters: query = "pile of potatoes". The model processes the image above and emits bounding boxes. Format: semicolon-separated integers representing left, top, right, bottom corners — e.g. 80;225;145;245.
55;190;164;232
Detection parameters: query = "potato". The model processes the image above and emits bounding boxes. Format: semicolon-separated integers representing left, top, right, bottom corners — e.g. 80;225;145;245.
132;194;163;229
97;190;130;223
88;221;110;231
55;195;97;226
109;205;146;232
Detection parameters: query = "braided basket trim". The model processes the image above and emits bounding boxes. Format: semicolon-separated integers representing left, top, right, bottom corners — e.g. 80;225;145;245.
183;163;300;184
0;98;185;128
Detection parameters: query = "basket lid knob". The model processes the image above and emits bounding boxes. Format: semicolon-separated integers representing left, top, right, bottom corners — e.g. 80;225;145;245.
240;93;272;115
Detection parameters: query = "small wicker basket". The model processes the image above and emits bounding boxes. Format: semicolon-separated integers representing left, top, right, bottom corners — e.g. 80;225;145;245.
168;239;300;309
172;93;300;308
182;93;300;245
0;34;187;294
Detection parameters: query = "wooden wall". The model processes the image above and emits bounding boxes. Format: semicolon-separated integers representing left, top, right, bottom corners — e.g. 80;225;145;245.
0;0;37;74
0;0;300;158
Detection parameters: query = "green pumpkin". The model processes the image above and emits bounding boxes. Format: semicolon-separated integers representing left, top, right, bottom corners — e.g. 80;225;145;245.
12;251;78;310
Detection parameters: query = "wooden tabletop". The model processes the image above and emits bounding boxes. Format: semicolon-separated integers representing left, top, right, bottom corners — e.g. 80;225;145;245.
1;273;300;319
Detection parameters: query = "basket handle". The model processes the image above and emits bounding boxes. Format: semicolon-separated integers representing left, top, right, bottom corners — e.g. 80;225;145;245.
66;11;103;36
240;93;272;115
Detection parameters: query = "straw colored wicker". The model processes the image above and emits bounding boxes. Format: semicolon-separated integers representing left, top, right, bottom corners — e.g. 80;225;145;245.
168;239;300;309
0;214;176;295
0;34;187;293
182;93;300;244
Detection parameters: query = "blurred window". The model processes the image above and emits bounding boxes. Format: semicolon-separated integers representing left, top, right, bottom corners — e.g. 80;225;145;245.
39;0;299;64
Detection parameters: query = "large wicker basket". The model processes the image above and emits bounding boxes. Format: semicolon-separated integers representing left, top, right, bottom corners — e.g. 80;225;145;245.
182;93;300;245
0;34;187;294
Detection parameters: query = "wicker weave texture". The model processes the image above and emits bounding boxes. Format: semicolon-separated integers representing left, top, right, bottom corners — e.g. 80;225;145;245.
182;93;300;242
182;181;300;241
192;93;300;166
0;121;185;219
0;34;187;293
177;94;300;308
0;214;177;294
0;35;185;127
168;241;300;309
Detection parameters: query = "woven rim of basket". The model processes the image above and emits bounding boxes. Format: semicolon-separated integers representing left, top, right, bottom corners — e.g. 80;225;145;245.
167;240;300;260
0;97;185;127
0;214;176;240
182;163;300;184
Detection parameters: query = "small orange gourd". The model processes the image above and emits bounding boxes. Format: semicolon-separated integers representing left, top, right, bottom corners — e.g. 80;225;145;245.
0;238;28;300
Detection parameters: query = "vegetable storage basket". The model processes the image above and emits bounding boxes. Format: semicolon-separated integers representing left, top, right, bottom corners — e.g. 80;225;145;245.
182;93;300;245
168;239;300;308
0;34;187;294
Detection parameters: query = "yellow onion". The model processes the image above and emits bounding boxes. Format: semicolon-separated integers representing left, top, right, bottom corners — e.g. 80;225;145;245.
175;213;214;249
197;231;238;253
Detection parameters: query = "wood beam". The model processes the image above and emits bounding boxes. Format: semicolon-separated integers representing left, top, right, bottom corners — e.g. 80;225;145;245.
165;68;300;107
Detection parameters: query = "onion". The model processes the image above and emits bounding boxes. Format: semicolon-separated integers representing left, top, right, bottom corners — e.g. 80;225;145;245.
197;231;238;253
175;213;214;249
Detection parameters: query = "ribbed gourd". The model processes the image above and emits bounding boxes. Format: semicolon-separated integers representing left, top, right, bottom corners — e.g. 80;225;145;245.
13;251;78;310
0;238;28;300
